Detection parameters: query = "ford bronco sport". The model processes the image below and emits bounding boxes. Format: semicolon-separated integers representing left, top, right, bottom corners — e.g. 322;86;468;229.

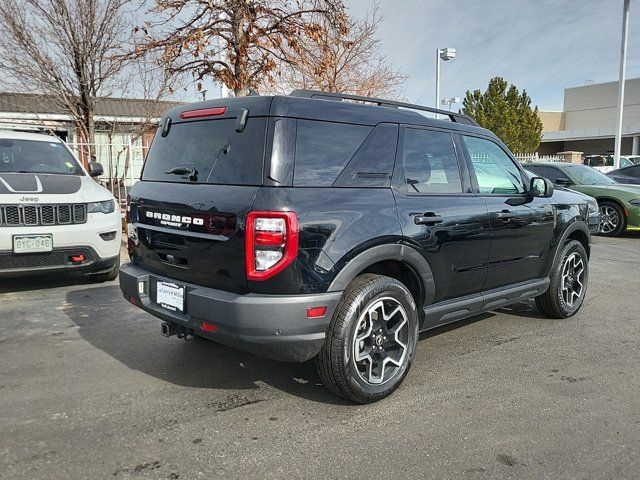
120;91;592;403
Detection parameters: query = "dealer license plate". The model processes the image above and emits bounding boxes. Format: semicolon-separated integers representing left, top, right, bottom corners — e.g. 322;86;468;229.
13;235;53;254
156;281;185;312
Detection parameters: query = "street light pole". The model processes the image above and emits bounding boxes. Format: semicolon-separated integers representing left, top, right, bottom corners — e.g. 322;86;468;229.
435;48;456;117
435;49;441;111
614;0;630;169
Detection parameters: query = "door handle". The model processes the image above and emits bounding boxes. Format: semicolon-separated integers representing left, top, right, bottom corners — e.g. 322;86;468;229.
414;213;444;226
495;210;516;221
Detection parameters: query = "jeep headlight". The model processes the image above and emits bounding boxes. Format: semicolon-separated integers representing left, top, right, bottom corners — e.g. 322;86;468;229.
629;199;640;207
587;197;599;214
88;199;116;214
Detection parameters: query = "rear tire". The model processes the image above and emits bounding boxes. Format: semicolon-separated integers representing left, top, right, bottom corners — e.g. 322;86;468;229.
535;240;588;318
315;274;419;404
597;200;626;237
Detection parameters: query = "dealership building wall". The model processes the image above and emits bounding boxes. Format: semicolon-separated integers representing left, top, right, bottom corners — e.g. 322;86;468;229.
538;78;640;156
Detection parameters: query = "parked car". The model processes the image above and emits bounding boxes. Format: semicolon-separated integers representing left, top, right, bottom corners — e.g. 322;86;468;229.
626;155;640;165
607;164;640;184
583;154;633;173
0;130;121;281
120;91;593;403
524;162;640;236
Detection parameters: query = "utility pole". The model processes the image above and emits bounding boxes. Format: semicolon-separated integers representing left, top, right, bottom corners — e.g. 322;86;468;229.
614;0;631;169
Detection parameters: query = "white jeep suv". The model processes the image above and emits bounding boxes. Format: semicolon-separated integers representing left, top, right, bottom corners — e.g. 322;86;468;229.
0;130;121;281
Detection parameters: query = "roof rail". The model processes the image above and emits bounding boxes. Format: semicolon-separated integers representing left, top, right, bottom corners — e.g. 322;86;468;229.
289;89;479;126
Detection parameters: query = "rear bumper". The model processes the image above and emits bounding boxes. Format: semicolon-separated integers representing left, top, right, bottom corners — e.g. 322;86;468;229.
119;262;342;362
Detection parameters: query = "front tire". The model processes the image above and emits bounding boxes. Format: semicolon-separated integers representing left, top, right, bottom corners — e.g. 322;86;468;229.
91;254;120;283
535;240;588;318
315;274;419;404
598;200;626;236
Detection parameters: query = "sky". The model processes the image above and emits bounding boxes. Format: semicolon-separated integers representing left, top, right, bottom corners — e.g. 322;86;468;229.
343;0;640;111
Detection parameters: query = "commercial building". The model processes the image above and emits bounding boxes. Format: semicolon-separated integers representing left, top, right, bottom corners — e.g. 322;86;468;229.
538;78;640;157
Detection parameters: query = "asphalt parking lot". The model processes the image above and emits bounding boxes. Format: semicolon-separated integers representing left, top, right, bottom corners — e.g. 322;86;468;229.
1;234;639;480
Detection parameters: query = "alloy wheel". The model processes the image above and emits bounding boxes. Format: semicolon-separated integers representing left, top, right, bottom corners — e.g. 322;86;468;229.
599;205;620;234
560;252;585;307
352;297;409;385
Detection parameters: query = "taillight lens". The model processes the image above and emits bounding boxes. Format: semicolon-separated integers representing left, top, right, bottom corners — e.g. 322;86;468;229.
245;211;298;281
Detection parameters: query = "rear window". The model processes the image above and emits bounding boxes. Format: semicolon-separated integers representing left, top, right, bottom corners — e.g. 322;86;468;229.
142;118;267;185
293;120;372;186
0;139;83;175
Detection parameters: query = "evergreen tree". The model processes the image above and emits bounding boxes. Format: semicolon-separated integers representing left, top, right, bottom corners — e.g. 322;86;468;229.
461;77;543;153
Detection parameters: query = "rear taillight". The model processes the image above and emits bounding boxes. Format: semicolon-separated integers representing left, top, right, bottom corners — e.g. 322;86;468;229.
245;211;298;281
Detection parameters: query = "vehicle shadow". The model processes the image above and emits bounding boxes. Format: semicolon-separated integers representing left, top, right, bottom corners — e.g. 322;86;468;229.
0;274;98;294
64;285;351;405
418;312;494;341
63;283;547;404
416;298;547;342
495;298;548;320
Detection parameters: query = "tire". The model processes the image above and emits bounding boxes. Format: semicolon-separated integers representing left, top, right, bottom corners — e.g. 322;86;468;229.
597;200;626;237
91;254;121;283
315;273;419;404
535;240;589;319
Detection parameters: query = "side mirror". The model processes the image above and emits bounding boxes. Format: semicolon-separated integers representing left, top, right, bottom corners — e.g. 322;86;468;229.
530;177;554;198
88;162;104;177
555;177;572;186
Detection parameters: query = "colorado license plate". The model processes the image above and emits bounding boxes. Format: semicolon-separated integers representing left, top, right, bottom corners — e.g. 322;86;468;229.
156;281;185;312
13;235;53;253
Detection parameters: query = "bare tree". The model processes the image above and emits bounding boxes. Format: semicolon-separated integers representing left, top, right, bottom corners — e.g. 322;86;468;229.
133;0;347;97
266;6;405;99
0;0;131;157
107;55;184;189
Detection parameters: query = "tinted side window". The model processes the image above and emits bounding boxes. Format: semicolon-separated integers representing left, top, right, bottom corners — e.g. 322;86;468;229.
526;165;563;183
401;129;461;194
293;120;372;186
463;136;525;194
334;123;398;187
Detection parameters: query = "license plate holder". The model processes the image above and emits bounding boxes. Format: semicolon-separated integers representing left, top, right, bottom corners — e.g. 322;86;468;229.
155;281;185;313
13;234;53;254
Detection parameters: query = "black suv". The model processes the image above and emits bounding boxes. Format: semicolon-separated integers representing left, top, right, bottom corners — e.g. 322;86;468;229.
120;91;592;403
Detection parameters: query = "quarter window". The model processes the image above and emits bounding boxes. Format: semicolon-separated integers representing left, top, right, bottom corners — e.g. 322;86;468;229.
463;136;525;194
293;120;371;186
401;129;462;194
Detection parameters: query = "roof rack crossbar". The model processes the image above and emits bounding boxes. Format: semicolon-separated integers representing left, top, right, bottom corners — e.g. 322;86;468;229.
289;90;479;126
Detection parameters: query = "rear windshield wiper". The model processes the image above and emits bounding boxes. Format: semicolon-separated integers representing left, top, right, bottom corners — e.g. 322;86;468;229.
164;166;198;182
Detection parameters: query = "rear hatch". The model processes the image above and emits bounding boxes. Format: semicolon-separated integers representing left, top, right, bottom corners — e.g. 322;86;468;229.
128;99;270;293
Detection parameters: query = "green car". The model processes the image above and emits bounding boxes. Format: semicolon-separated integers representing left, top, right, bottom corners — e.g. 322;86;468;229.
524;162;640;237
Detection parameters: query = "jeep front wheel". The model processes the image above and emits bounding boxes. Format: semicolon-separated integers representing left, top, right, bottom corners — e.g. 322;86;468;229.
315;273;418;404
